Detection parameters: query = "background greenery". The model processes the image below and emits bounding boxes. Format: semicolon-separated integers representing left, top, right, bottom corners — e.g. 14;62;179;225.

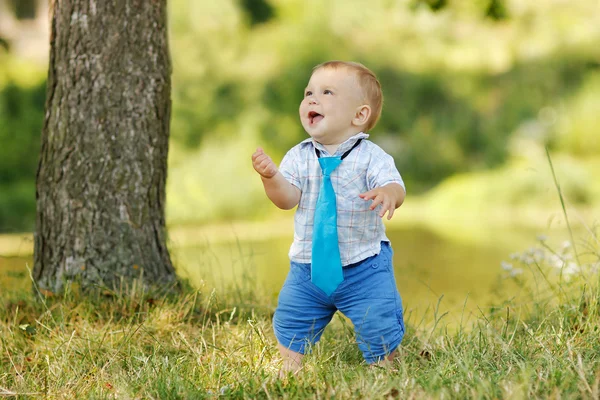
1;3;599;395
1;0;599;231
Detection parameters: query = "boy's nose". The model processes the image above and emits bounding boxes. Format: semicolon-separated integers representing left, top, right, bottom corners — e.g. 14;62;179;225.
309;97;318;105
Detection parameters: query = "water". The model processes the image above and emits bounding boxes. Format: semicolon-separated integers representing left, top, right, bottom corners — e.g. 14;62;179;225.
173;224;550;326
0;224;567;326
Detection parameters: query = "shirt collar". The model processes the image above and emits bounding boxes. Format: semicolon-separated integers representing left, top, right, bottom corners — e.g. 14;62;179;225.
301;132;369;157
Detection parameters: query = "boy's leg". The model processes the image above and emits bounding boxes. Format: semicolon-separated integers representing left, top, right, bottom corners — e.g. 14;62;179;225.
334;242;405;364
277;343;304;374
273;261;336;373
374;348;399;367
367;351;398;372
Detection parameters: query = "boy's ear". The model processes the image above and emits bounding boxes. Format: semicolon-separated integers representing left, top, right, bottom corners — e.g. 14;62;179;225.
352;105;371;127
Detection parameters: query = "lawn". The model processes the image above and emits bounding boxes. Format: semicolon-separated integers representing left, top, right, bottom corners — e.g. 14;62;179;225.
1;232;599;399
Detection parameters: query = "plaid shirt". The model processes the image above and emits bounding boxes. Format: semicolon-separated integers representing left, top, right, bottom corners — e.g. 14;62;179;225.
279;132;405;266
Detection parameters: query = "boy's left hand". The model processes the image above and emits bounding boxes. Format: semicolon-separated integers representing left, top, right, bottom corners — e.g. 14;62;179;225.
359;184;405;220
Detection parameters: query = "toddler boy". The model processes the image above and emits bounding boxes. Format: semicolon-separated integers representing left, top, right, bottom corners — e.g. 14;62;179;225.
251;61;406;372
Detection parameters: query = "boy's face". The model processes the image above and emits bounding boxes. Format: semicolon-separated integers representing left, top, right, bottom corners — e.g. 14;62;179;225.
299;67;366;145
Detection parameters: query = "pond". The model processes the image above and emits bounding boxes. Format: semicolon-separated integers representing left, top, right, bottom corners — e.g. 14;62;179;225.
173;223;548;325
0;222;573;327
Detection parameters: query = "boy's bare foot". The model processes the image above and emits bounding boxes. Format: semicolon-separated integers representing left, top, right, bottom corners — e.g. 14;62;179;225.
369;349;400;371
277;343;304;378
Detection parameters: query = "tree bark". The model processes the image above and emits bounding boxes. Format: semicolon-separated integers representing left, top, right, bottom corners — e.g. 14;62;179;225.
34;0;177;294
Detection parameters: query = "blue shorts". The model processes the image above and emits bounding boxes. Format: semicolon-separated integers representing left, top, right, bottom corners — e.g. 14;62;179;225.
273;242;405;364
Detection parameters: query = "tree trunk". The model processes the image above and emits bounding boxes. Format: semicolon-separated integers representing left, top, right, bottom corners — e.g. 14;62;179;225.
33;0;177;294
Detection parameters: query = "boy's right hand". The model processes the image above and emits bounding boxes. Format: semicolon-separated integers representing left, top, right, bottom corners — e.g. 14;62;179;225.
252;147;278;179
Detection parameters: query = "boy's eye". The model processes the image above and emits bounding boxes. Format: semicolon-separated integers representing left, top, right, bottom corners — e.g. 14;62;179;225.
324;90;332;95
305;91;312;97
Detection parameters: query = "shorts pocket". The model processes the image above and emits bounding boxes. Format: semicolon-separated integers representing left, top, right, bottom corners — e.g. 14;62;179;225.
341;260;397;299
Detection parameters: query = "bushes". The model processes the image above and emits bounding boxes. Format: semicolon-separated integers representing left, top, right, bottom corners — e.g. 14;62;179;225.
0;60;45;232
1;1;600;230
0;181;36;232
0;80;44;184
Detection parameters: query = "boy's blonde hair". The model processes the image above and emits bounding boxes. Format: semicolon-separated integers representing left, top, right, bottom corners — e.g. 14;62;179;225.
313;61;383;132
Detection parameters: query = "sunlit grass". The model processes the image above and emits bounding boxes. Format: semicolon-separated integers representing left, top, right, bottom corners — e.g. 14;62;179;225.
1;230;599;398
1;145;599;397
0;234;32;257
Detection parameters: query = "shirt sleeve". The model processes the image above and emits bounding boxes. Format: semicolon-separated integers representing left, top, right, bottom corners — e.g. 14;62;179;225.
278;146;302;189
366;150;406;193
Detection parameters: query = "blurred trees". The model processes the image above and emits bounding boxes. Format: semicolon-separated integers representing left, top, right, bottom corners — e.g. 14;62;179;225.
1;0;599;230
8;0;37;19
240;0;275;25
0;60;45;232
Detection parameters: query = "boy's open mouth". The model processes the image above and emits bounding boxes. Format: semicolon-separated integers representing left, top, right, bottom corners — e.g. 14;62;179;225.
308;111;324;125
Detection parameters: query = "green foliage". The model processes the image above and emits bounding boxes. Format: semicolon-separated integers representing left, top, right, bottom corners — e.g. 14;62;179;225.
486;0;509;20
0;80;45;185
1;0;600;229
166;138;274;225
0;37;9;52
259;51;597;192
423;156;600;229
8;0;37;20
413;0;448;12
240;0;275;26
0;181;36;232
552;71;600;157
0;56;45;232
168;0;600;198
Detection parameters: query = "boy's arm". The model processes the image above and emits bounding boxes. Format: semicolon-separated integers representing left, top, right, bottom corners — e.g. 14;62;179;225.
361;148;406;220
252;148;301;210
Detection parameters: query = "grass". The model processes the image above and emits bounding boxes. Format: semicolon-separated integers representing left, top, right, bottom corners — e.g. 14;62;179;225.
1;153;599;399
0;232;599;400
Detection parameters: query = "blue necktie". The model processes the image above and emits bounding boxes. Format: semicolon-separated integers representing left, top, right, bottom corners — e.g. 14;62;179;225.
311;139;363;296
311;156;344;296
